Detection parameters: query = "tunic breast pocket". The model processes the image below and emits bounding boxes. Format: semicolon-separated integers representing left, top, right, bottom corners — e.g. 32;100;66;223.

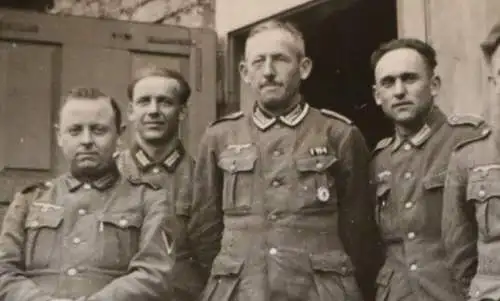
467;167;500;241
295;155;338;209
24;208;63;269
217;151;257;213
98;212;143;269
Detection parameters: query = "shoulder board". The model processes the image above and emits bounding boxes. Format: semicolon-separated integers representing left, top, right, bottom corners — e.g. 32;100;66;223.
455;125;492;151
126;176;160;190
20;181;50;194
447;115;484;127
210;111;244;126
320;109;352;125
373;137;393;154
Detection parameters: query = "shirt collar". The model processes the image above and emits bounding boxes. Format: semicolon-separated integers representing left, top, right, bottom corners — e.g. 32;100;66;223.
252;102;310;131
131;140;185;173
64;166;120;192
392;107;446;152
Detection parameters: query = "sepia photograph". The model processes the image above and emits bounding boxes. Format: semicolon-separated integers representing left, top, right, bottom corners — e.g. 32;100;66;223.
0;0;498;300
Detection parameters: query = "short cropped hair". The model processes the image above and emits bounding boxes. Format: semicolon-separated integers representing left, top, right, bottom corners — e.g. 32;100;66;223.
371;38;438;73
246;19;306;57
127;66;191;105
62;86;122;132
481;21;500;63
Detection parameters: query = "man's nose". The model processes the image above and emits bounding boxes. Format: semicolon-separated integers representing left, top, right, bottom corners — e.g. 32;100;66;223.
80;129;94;146
263;58;276;78
146;99;160;114
393;79;407;97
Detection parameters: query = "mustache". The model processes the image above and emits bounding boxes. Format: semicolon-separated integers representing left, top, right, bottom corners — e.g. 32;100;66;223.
391;101;413;108
259;81;282;88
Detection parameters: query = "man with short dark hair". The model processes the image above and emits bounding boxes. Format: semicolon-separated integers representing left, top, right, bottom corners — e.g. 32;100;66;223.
370;38;490;301
0;87;174;301
442;21;500;301
115;66;204;301
189;19;377;301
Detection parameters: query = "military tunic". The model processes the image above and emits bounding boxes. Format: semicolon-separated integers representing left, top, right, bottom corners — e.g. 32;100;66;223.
442;128;500;301
115;141;206;301
0;168;173;301
371;107;489;301
190;102;377;301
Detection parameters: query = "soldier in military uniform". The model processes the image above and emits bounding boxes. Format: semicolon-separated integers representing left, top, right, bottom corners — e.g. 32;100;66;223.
442;21;500;301
370;38;490;301
0;87;173;301
189;20;378;301
114;66;203;301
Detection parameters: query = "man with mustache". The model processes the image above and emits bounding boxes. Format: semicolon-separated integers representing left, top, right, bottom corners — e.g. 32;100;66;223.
0;87;173;301
115;66;203;301
189;19;378;301
370;38;490;301
442;21;500;301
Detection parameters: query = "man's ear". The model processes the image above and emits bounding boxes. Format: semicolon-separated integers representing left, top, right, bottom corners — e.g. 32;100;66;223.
118;124;127;136
239;60;250;84
299;56;313;80
54;123;63;148
372;84;382;106
430;74;441;97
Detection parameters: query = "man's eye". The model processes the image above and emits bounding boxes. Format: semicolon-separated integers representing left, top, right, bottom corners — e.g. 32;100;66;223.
380;78;394;88
92;126;108;135
67;127;81;136
136;97;150;105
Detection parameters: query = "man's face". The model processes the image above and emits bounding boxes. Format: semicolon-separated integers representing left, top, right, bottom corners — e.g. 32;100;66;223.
128;76;184;145
57;97;118;176
489;46;500;96
239;28;312;111
373;48;440;125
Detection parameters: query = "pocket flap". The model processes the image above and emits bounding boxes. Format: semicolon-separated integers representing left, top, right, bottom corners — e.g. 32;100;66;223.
468;181;500;203
310;251;354;275
211;254;244;276
423;171;446;190
218;155;256;173
376;183;390;198
296;155;338;172
101;213;143;228
25;210;63;229
376;265;393;286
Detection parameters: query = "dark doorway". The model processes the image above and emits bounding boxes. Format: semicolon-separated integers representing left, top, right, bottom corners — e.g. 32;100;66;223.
0;0;53;11
297;0;398;148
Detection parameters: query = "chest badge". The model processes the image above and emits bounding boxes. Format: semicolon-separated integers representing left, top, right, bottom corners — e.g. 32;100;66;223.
317;186;330;202
309;146;328;156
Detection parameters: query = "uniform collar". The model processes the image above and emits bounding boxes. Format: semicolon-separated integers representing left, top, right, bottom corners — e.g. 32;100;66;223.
65;165;120;192
131;140;185;173
252;102;309;131
392;107;446;152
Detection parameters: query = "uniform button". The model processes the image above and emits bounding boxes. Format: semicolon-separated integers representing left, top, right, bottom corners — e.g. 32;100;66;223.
119;219;128;227
409;263;418;271
403;144;411;151
44;181;53;187
405;202;414;209
341;266;348;273
72;237;81;244
271;180;281;188
83;183;91;190
407;232;416;240
482;128;490;136
404;172;412;179
67;268;78;276
268;214;277;221
478;190;486;197
381;201;387;207
316;162;324;169
152;167;160;174
269;248;277;255
273;150;281;157
78;209;87;216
